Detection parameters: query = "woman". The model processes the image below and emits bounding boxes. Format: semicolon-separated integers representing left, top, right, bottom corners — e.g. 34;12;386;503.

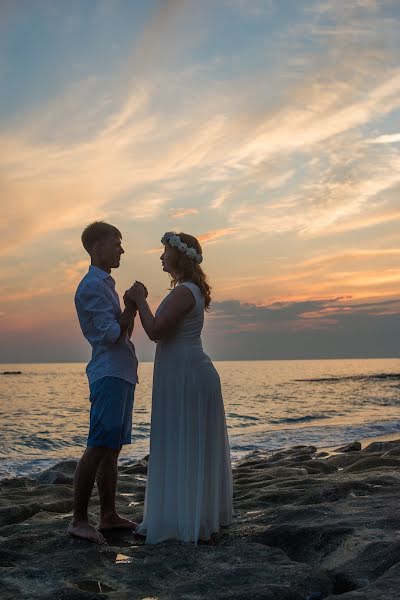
128;232;233;544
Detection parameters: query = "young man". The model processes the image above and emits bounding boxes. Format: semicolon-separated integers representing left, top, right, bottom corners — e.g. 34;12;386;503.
68;221;142;544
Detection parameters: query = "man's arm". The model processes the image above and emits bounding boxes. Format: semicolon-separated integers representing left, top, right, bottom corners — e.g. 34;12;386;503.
127;316;135;338
117;305;137;341
77;282;134;345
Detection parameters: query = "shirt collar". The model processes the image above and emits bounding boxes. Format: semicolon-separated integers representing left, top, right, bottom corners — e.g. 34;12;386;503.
89;265;113;281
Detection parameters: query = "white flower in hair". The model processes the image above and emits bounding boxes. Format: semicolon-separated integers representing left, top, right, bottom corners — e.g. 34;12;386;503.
161;231;203;263
161;232;172;245
186;247;197;259
169;235;180;248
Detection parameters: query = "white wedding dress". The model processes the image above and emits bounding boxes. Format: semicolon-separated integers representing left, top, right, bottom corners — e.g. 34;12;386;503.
137;282;233;543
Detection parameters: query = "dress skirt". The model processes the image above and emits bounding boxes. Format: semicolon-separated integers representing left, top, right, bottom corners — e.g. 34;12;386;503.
137;342;233;543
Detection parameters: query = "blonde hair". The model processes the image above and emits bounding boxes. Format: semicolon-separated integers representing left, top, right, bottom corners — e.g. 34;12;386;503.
167;233;211;310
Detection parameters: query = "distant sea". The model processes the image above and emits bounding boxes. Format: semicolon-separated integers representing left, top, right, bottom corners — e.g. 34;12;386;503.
1;359;400;479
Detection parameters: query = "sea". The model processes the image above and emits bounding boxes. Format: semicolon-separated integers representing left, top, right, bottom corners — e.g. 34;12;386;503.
0;359;399;480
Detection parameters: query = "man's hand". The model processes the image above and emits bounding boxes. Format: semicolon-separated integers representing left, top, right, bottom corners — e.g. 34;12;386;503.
123;290;137;311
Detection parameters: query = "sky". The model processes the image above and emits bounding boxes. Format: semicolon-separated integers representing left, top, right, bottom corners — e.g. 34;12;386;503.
0;0;400;362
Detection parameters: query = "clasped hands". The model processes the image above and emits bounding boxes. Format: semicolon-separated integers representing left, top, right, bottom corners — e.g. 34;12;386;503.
124;281;148;311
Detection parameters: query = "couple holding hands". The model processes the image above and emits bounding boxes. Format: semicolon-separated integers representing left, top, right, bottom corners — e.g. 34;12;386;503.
68;221;233;545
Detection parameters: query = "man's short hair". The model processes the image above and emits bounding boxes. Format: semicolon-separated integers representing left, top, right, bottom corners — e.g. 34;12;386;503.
81;221;122;254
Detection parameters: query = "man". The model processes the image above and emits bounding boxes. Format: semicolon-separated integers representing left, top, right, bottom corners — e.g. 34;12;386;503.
68;221;142;544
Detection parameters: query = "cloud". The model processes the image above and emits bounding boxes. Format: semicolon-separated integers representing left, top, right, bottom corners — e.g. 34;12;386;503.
124;196;169;221
210;189;231;209
226;131;400;238
169;208;199;218
144;226;237;255
2;11;400;255
1;0;400;362
369;133;400;144
211;242;400;307
202;296;400;359
198;228;238;244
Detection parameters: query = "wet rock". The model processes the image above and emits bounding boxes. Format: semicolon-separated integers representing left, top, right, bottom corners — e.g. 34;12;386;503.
32;460;78;485
334;441;362;453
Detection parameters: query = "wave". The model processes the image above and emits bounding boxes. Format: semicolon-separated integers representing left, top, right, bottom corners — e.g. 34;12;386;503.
229;419;400;456
269;414;331;425
294;373;400;384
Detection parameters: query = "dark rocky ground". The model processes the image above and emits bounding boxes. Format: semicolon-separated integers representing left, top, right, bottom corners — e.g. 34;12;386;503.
1;439;400;600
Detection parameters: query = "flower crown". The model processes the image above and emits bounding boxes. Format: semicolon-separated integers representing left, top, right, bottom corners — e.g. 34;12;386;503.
161;232;203;264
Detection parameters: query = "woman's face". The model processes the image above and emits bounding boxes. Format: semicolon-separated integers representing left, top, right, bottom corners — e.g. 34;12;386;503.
160;244;176;275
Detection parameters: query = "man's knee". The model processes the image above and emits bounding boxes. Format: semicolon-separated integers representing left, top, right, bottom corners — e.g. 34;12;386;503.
84;446;109;460
108;446;122;457
102;446;122;459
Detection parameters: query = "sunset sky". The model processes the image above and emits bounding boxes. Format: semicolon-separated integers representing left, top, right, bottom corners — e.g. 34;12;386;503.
1;0;399;362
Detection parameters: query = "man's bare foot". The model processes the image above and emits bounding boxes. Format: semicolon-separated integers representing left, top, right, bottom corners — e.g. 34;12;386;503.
99;514;138;531
68;520;107;544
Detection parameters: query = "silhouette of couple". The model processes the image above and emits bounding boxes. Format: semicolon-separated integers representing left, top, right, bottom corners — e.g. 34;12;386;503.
68;222;233;545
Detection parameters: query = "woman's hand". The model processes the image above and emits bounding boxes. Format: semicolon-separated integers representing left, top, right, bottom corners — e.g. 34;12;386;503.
126;281;147;303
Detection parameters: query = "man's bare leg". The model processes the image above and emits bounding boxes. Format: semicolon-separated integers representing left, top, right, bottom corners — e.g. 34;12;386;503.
97;447;137;530
68;447;108;544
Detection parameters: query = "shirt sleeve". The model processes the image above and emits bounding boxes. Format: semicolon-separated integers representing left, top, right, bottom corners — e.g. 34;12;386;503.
76;282;121;345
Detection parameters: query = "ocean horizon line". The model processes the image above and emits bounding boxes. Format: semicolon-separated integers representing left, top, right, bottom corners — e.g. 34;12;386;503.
1;356;400;366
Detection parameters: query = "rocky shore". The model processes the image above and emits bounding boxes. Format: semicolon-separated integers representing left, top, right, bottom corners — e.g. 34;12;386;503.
1;439;400;600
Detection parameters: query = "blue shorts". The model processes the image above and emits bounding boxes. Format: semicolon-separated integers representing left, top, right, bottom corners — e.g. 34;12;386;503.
87;377;135;449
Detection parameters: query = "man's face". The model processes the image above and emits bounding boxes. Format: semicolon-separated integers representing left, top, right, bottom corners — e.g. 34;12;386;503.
98;234;124;269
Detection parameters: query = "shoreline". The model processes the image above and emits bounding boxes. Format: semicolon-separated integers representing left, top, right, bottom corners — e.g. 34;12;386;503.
319;429;400;455
2;428;400;482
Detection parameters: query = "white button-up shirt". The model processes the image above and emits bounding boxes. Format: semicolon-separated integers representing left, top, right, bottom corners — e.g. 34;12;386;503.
75;265;138;385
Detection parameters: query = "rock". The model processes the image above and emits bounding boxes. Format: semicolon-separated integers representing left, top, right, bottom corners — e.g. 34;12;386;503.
326;452;381;469
334;442;361;453
329;539;400;589
363;440;400;453
297;460;338;474
32;461;78;485
2;371;22;375
120;459;148;475
343;456;400;473
1;446;400;599
324;562;400;599
382;446;400;457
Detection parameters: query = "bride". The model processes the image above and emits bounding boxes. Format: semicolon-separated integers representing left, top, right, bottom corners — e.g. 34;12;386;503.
127;232;233;543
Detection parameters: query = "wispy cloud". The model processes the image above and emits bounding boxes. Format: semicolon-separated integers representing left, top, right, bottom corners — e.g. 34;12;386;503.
369;132;400;144
198;228;238;244
169;208;199;218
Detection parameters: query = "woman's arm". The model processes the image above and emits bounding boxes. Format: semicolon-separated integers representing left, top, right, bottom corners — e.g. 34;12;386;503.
132;284;195;341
